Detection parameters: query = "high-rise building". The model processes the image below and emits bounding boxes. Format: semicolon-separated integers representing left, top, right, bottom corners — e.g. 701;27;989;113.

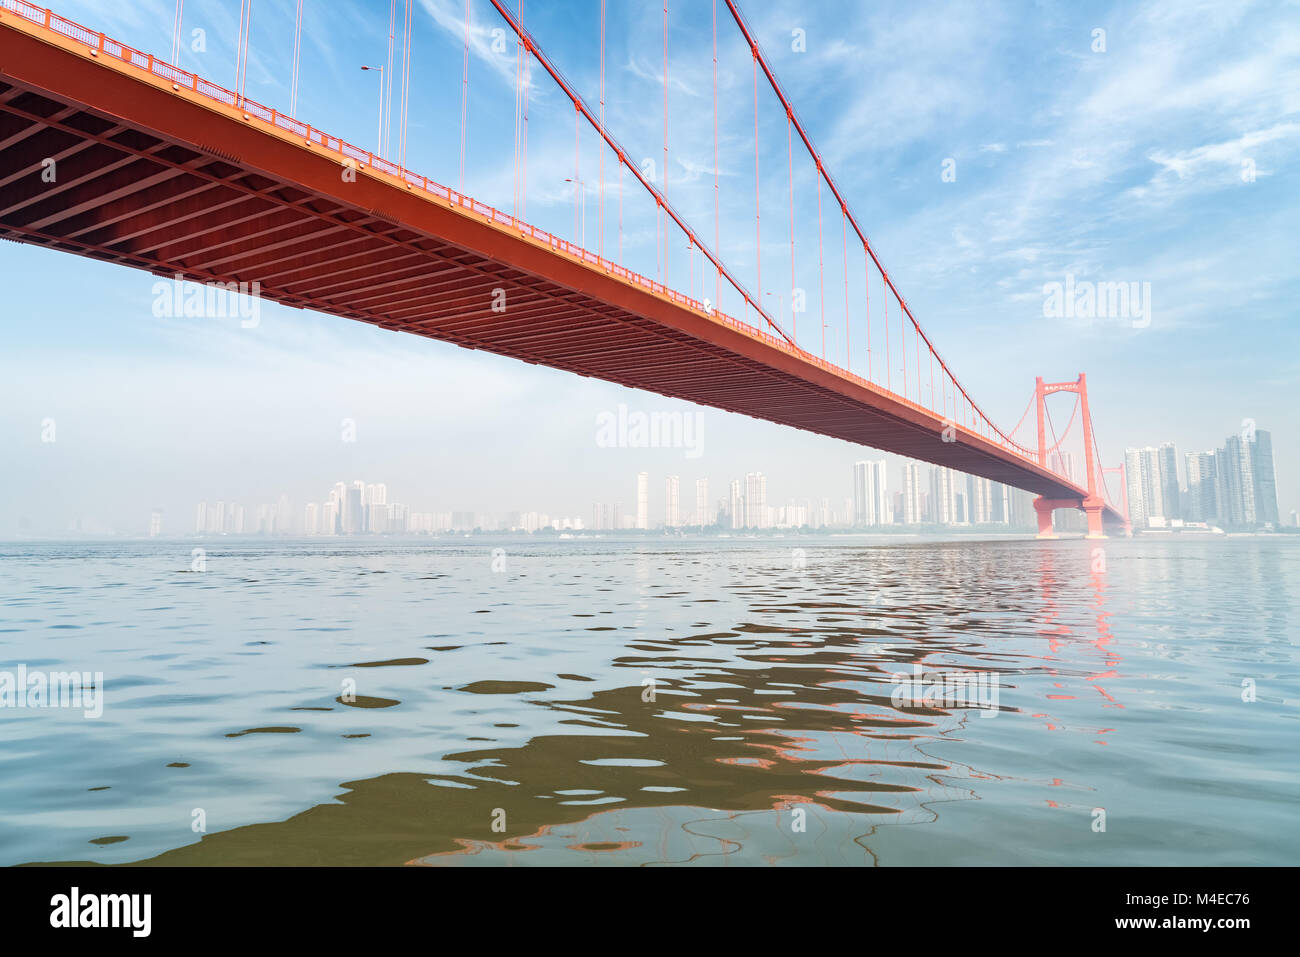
990;482;1012;525
1219;435;1256;527
1251;430;1279;527
694;478;710;528
745;472;767;528
1124;447;1168;526
1213;445;1234;526
1158;443;1180;521
1205;428;1279;529
149;510;162;538
388;503;408;534
815;497;833;528
352;481;365;530
966;475;993;524
330;483;347;534
782;500;809;527
304;502;319;535
1007;487;1036;529
1140;447;1165;523
365;483;388;533
636;472;649;529
852;462;867;525
346;485;364;534
1184;450;1218;523
928;466;958;525
902;462;922;524
195;502;207;534
255;503;274;535
592;502;621;530
665;475;680;527
1124;448;1147;526
852;460;889;526
729;479;744;530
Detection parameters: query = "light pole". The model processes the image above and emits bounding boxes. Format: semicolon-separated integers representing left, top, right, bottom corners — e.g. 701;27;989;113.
563;176;587;248
360;65;385;157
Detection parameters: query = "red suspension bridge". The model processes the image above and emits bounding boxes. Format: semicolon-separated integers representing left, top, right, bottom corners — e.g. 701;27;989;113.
0;0;1129;537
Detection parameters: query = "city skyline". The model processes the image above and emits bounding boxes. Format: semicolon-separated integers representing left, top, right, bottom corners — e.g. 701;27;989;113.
127;418;1291;539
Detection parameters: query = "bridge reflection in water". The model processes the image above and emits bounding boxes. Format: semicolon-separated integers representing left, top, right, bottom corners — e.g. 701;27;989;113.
22;538;1132;869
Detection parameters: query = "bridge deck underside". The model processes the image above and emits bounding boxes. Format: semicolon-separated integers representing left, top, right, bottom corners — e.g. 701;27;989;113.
0;23;1119;518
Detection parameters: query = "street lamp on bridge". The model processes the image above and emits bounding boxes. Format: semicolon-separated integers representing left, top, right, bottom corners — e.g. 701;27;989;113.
359;65;385;157
563;176;587;248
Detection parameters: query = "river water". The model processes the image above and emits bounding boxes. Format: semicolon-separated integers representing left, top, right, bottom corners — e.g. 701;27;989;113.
0;535;1295;866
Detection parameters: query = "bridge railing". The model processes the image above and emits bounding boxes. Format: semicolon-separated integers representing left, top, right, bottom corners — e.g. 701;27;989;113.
2;0;1043;467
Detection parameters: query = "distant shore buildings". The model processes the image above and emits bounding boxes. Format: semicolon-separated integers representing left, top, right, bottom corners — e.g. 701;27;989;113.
183;426;1284;537
1125;426;1280;531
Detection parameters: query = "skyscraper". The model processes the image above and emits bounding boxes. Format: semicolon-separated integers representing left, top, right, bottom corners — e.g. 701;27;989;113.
592;503;621;530
366;483;388;533
816;497;833;528
1251;430;1279;527
304;502;319;535
928;466;957;525
1140;447;1165;523
1184;450;1218;523
902;462;922;524
1007;487;1036;530
320;500;337;535
665;475;680;528
1220;435;1255;527
966;474;993;524
1124;448;1147;526
745;472;767;528
694;478;710;528
346;485;364;534
991;482;1012;525
1124;447;1167;526
852;460;889;526
388;503;408;534
330;483;346;534
636;472;649;529
729;479;744;530
1158;443;1180;521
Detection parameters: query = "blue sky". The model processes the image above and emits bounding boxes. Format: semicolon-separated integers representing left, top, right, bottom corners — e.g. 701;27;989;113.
2;0;1297;534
